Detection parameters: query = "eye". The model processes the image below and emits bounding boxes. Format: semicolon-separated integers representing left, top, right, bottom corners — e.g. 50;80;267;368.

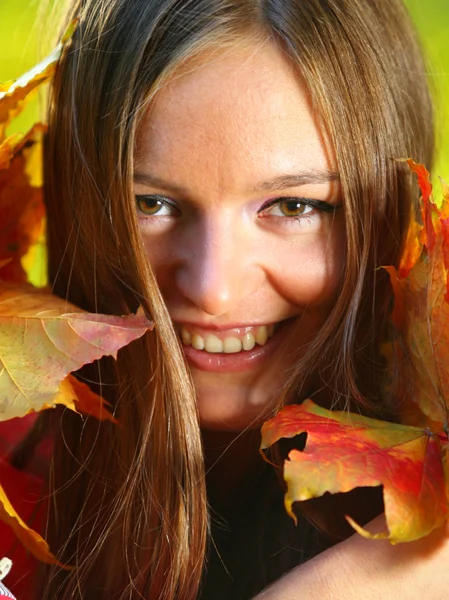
135;194;179;217
258;197;336;219
265;199;311;217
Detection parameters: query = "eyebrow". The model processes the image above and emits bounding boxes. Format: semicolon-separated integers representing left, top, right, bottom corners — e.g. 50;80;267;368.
133;169;340;196
251;170;340;193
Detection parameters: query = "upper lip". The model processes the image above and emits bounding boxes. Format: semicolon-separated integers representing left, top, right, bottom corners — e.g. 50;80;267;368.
172;316;299;334
173;320;278;332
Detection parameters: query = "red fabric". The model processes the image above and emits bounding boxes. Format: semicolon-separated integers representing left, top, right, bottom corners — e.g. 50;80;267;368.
0;415;49;599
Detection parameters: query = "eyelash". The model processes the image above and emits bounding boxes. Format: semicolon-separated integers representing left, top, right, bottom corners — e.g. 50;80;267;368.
135;195;180;218
135;194;338;225
257;197;337;222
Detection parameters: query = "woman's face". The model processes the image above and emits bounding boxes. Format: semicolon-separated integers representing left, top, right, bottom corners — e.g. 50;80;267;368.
134;40;345;431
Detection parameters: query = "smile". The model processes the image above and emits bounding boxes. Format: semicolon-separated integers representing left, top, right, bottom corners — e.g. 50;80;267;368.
178;324;277;354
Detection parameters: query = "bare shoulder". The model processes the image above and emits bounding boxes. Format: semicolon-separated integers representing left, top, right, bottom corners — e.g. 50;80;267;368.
253;517;449;600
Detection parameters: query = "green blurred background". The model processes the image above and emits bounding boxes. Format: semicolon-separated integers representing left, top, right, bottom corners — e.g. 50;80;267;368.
0;0;449;176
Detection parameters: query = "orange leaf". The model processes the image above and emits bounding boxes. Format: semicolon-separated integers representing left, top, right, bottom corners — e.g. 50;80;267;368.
0;21;76;139
384;162;449;425
0;484;68;567
56;374;118;423
0;49;59;139
0;283;153;420
0;133;22;171
261;400;448;544
397;159;432;277
0;126;46;284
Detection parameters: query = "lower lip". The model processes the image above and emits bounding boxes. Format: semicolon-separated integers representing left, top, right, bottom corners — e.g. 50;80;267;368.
180;321;289;373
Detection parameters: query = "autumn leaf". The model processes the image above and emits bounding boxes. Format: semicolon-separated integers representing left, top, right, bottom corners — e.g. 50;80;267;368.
0;48;59;140
261;400;449;544
384;160;449;425
0;133;23;171
0;20;76;140
0;19;127;565
0;125;45;284
0;283;153;421
396;160;431;279
56;375;118;423
0;484;68;568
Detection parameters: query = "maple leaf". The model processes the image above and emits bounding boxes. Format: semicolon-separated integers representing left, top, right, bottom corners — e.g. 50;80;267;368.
0;20;76;140
261;400;449;544
0;125;45;284
0;19;128;565
56;375;118;423
0;133;23;171
0;283;153;421
384;160;449;426
0;484;69;568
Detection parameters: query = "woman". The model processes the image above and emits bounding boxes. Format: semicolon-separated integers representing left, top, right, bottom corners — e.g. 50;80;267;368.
2;0;447;598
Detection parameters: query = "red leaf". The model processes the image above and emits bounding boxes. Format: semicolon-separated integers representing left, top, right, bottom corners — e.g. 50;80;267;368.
384;161;449;425
261;400;448;543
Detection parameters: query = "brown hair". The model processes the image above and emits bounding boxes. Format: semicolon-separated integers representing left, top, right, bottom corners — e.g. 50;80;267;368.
36;0;433;598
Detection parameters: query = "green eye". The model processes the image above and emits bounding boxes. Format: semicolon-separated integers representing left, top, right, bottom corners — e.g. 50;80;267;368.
136;195;178;216
277;199;306;217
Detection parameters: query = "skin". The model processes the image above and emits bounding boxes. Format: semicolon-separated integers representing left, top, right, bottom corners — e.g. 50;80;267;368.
254;518;449;599
133;39;345;432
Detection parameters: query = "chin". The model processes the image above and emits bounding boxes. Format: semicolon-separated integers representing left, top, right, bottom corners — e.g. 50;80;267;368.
196;393;276;432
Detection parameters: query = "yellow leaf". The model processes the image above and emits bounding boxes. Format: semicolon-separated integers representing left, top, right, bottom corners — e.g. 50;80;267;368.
0;19;77;140
0;126;46;284
0;283;153;421
56;375;118;423
0;46;61;140
0;484;66;567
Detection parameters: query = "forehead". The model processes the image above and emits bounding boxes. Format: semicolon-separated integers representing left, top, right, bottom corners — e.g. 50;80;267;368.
134;40;333;194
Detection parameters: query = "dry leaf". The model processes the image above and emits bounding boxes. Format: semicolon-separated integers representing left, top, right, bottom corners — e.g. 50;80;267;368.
0;126;45;284
261;400;448;543
0;20;76;139
385;160;449;425
0;484;68;567
0;133;23;171
56;375;118;423
0;19;120;566
0;283;153;421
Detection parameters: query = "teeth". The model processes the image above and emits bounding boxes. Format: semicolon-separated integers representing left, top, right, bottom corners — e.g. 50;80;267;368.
179;323;277;354
255;325;268;346
181;328;192;345
204;334;223;353
223;337;243;353
242;332;256;351
191;333;204;350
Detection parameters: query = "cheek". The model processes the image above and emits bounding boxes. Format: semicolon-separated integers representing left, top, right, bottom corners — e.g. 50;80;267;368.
264;221;346;308
140;233;185;302
139;215;346;313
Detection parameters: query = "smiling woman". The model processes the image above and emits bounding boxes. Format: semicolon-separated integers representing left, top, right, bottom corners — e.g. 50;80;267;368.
2;0;448;599
133;42;345;430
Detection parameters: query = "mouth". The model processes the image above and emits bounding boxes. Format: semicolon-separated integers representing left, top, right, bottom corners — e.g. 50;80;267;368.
174;320;288;373
177;323;278;354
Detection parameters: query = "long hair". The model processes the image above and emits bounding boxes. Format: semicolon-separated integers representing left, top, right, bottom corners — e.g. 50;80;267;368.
36;0;434;598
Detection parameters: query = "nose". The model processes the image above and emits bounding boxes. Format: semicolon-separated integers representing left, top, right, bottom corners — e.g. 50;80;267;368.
175;217;261;316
